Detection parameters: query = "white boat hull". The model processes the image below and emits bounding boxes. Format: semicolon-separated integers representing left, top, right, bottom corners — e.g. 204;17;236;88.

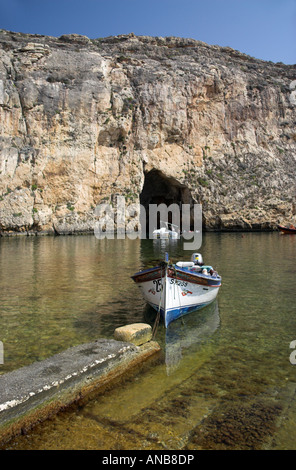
132;265;221;328
152;230;179;239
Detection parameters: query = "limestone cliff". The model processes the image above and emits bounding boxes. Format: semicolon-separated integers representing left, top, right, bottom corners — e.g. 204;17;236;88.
0;30;295;235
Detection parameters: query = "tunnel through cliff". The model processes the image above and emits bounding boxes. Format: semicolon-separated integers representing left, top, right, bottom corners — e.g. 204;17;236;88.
140;169;196;235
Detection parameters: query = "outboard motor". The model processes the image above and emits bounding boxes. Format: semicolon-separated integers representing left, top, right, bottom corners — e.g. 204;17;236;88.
191;253;204;266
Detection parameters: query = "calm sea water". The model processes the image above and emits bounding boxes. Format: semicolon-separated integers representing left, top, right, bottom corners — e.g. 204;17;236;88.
1;232;296;450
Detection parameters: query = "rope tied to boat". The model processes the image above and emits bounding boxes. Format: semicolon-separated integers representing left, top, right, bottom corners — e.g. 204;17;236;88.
152;262;166;339
172;263;182;316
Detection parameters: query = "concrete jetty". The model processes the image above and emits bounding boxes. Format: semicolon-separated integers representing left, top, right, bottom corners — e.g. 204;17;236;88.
0;329;160;447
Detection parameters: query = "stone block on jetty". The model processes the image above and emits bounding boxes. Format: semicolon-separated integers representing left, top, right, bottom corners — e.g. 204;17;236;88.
114;323;152;346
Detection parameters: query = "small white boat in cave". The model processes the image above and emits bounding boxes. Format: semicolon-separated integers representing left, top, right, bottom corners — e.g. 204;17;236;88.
131;252;222;328
152;221;200;240
152;221;179;239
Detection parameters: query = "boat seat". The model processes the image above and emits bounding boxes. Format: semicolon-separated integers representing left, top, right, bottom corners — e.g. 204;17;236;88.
201;266;213;271
176;261;194;268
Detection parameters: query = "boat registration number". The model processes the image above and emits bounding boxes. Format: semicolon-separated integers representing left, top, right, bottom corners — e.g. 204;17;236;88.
170;279;188;287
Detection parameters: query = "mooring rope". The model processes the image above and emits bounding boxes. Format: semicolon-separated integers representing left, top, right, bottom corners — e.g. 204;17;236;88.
152;264;166;339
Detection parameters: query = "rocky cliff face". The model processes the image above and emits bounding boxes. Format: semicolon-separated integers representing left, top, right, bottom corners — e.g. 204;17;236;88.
0;30;295;235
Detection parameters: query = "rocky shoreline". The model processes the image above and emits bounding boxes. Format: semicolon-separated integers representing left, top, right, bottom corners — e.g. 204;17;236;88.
0;225;281;237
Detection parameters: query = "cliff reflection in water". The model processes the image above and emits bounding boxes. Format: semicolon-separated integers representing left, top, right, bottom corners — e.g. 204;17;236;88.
2;232;296;450
0;236;146;373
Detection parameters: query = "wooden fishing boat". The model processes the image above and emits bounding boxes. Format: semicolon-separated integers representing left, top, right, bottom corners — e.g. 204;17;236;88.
132;253;221;328
278;224;296;234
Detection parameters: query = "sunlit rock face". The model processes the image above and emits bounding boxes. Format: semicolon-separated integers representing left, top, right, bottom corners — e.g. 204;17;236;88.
0;30;295;234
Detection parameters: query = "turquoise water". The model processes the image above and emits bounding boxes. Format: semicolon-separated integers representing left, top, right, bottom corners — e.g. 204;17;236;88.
1;232;296;449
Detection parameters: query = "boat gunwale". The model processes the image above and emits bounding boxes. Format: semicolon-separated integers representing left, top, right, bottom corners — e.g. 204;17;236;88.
168;266;221;287
132;264;221;287
131;265;164;279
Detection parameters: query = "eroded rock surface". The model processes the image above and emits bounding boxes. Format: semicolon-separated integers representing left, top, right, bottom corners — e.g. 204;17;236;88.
0;30;295;234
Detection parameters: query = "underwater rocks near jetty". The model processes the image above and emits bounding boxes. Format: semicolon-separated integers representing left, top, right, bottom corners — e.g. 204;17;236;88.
0;30;295;235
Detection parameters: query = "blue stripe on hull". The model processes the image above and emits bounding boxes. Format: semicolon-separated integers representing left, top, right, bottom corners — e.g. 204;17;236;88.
149;300;214;328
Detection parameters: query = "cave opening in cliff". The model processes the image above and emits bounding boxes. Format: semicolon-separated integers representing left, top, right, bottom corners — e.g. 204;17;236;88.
140;169;195;235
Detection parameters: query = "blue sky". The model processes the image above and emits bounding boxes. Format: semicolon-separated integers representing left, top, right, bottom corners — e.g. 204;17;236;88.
0;0;295;64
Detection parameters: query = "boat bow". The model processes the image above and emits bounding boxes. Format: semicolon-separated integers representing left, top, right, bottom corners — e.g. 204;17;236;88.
132;252;221;328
